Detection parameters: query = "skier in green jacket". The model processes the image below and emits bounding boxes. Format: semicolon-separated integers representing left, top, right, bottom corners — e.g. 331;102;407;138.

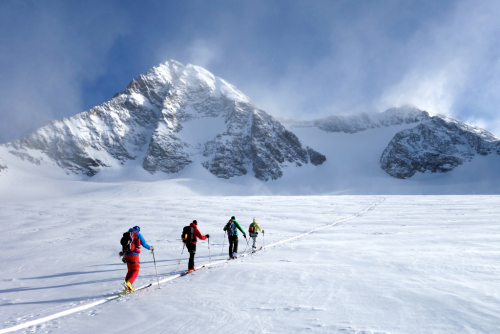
223;216;246;259
248;218;264;251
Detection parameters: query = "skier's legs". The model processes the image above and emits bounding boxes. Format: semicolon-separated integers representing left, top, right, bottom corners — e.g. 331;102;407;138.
189;252;195;269
127;264;140;284
251;235;257;248
228;236;234;256
125;255;140;284
186;243;196;269
233;236;239;254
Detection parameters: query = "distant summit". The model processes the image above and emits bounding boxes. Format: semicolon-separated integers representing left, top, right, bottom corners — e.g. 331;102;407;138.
282;104;500;180
381;115;500;179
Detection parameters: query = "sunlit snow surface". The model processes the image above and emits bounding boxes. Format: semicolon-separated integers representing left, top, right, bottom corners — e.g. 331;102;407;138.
1;192;499;333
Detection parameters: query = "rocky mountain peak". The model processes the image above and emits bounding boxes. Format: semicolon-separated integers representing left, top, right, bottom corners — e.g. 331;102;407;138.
1;60;325;181
380;115;500;179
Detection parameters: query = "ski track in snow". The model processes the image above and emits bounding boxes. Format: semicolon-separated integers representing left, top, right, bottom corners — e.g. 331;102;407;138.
0;198;384;334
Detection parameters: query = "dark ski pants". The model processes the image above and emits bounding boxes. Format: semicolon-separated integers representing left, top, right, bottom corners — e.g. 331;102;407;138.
186;242;196;270
228;235;238;256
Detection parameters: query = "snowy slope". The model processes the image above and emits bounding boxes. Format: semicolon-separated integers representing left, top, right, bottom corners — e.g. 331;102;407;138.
1;194;499;333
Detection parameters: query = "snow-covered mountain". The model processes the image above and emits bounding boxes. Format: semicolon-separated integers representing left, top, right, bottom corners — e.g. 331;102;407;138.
381;116;500;179
0;60;325;181
0;61;499;195
283;106;500;181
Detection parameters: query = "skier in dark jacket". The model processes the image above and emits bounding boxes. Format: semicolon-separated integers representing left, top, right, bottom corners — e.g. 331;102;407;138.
184;220;209;273
223;216;246;259
121;226;153;292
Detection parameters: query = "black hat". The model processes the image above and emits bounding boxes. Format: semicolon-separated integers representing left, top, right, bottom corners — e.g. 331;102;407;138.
192;220;198;225
231;216;235;220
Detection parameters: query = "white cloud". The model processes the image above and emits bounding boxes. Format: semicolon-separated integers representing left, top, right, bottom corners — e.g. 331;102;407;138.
187;40;219;68
378;0;500;119
0;2;128;143
378;59;466;116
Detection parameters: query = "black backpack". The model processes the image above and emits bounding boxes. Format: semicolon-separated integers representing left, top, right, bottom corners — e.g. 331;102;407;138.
182;226;194;243
120;231;137;253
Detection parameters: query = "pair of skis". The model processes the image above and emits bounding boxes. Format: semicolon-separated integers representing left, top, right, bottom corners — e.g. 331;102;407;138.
111;283;153;300
227;245;263;260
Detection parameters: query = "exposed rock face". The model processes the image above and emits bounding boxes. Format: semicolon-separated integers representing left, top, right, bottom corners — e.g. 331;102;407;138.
0;157;7;173
307;147;327;166
202;106;323;181
380;116;500;179
283;105;430;134
2;60;325;180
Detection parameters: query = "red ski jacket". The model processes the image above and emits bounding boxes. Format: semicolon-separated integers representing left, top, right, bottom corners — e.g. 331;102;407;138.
189;222;207;244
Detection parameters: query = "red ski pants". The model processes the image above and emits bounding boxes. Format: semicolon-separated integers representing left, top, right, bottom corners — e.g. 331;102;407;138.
125;255;140;284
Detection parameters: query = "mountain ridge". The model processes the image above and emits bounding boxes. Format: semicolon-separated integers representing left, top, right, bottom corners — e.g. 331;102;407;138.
280;105;430;134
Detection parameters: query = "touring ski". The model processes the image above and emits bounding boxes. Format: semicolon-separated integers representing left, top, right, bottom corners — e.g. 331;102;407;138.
180;265;205;277
116;283;153;297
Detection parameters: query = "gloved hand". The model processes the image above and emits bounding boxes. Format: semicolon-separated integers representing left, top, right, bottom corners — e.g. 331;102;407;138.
262;230;265;233
150;246;154;251
122;257;127;263
205;234;210;238
243;233;247;238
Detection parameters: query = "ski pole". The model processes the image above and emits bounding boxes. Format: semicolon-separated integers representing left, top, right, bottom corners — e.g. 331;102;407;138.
208;236;211;267
263;231;265;251
176;243;185;272
220;231;226;255
151;249;160;289
244;235;249;253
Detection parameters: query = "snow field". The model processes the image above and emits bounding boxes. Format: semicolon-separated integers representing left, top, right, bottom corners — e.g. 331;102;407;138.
1;194;499;333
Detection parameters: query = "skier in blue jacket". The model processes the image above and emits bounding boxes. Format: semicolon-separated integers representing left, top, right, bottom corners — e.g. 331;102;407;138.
122;226;153;292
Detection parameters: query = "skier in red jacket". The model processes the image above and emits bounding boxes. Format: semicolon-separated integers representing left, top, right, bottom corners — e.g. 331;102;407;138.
184;220;209;273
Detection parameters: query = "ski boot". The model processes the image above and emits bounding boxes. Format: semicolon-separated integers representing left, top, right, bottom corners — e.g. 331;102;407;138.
123;280;135;292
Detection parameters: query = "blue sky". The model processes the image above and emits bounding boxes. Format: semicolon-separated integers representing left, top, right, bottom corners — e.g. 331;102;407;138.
1;0;500;143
